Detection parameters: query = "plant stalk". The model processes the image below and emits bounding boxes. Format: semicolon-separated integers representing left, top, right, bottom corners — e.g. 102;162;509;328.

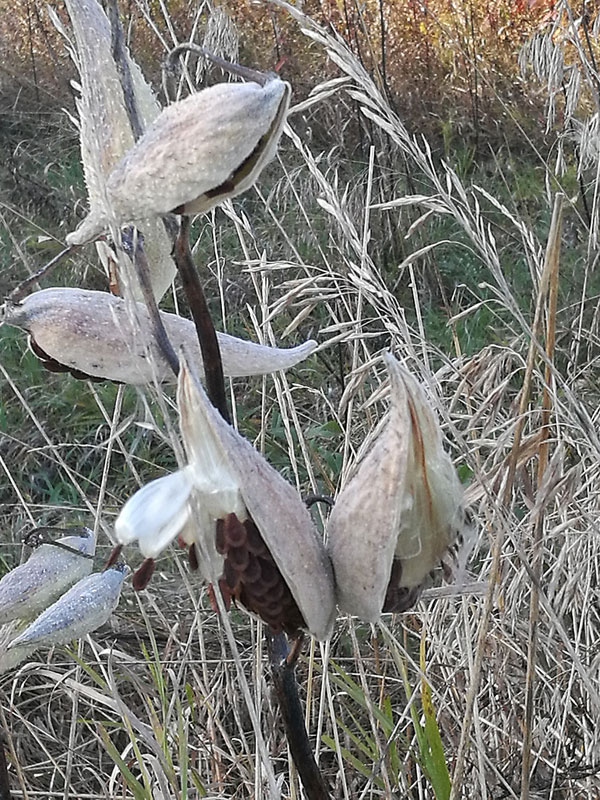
173;217;229;422
129;230;180;377
173;218;330;798
267;632;330;800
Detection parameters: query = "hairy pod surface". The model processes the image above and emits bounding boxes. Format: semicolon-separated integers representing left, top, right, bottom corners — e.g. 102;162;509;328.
3;288;316;384
327;354;465;622
67;78;290;245
8;564;128;650
0;529;96;625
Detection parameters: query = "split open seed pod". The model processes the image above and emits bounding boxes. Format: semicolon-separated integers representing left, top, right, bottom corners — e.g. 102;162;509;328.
0;528;96;625
67;77;290;246
115;357;336;640
8;564;128;650
2;287;316;384
327;354;465;622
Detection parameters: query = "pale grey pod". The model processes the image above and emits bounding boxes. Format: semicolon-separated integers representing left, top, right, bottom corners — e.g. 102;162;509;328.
67;78;290;245
59;0;176;301
178;358;336;641
0;621;37;675
326;354;464;622
0;529;96;625
3;288;316;384
8;564;128;650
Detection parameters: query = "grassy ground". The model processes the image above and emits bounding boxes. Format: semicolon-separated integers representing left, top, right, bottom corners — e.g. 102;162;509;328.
2;1;600;798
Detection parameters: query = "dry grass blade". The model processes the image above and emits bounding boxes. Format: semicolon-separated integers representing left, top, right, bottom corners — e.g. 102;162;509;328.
520;194;563;800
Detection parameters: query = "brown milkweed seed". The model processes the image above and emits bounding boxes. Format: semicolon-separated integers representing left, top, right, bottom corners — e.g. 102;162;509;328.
216;514;305;636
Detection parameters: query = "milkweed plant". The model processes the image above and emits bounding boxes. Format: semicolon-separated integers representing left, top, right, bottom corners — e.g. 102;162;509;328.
0;0;470;797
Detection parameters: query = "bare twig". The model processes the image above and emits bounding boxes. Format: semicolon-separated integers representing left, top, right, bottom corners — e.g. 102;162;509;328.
8;245;78;303
127;229;179;376
163;42;271;101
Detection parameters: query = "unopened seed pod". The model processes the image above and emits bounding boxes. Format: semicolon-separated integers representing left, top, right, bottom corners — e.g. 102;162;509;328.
0;621;37;675
2;287;316;384
67;78;290;245
326;354;465;622
0;528;96;625
8;564;128;650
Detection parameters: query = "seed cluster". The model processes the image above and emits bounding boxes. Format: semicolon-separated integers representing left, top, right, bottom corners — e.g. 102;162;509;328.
382;558;423;613
216;512;305;636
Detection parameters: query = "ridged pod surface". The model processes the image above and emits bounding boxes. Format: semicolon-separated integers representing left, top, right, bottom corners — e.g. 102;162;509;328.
0;529;96;625
327;354;464;622
3;287;316;384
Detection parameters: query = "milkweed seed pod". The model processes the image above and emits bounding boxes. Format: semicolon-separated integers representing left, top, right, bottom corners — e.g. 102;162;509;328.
0;622;37;675
66;77;291;246
52;0;175;301
7;564;128;650
115;357;336;640
2;287;316;384
327;354;465;622
0;528;96;625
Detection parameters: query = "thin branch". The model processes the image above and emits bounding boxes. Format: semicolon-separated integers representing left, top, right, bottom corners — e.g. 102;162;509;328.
127;229;179;376
8;245;78;303
163;43;271;102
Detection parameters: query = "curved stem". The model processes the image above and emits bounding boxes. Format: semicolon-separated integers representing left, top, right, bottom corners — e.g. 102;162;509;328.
163;42;272;101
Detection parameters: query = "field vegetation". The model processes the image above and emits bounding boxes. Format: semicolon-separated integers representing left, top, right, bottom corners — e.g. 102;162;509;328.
1;0;600;798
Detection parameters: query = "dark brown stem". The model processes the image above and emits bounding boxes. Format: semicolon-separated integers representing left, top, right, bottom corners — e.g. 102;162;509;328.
9;245;77;302
172;220;327;795
0;729;12;800
163;43;272;102
173;218;229;422
267;632;330;800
